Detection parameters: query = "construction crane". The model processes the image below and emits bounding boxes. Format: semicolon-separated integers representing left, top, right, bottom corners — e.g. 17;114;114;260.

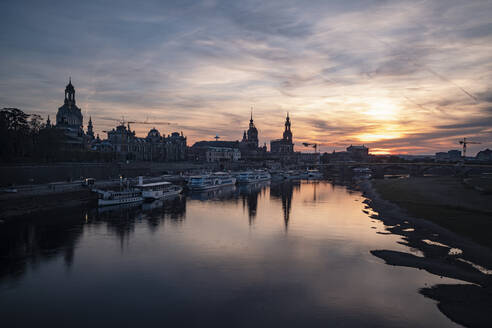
100;116;174;127
302;142;318;153
459;137;481;158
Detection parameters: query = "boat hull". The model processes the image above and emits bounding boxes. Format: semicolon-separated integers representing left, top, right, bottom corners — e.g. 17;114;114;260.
142;187;182;200
98;196;143;206
237;177;271;184
189;180;236;191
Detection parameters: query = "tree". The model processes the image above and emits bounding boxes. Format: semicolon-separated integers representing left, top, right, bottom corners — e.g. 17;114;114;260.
0;108;31;160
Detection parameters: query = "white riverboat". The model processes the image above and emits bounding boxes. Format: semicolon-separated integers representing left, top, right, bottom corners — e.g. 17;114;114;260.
284;170;302;180
188;172;236;191
237;170;271;183
97;189;143;206
137;181;183;200
302;169;323;179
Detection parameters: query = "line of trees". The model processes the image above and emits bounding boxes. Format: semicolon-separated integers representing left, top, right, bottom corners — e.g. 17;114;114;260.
0;108;65;162
0;107;114;163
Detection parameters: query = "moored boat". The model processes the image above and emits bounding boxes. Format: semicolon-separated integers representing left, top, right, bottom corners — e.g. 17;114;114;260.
284;170;302;180
137;181;182;200
237;170;271;183
97;189;143;206
188;172;236;191
302;169;323;179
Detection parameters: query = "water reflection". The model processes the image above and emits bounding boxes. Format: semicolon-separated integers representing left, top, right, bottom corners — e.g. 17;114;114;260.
187;185;237;201
238;182;269;224
0;207;84;285
270;182;299;230
0;182;463;327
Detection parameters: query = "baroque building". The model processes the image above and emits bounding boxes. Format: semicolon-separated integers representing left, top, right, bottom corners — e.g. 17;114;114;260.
54;79;89;149
239;111;267;160
56;78;83;129
271;113;294;153
241;111;259;149
49;79;187;161
94;123;187;162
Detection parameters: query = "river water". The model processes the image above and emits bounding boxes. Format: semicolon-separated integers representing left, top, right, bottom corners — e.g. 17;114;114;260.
0;181;462;327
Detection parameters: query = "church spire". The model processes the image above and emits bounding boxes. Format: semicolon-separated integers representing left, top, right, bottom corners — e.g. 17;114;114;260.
87;116;94;138
64;77;76;105
283;112;292;142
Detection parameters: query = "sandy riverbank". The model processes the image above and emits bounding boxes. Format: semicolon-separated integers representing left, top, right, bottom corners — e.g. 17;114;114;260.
371;176;492;248
358;177;492;327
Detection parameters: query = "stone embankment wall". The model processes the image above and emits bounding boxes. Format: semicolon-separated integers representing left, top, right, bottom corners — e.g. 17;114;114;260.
0;161;219;186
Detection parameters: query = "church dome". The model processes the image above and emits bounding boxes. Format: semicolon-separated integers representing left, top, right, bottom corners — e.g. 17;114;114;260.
147;128;161;142
147;128;160;137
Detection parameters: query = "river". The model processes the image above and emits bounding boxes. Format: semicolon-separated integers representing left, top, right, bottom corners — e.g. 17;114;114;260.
0;181;463;327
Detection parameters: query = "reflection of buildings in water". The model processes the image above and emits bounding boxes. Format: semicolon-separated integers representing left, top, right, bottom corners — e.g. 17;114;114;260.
238;182;269;225
0;196;189;284
0;208;85;284
144;196;187;232
92;196;187;242
188;185;237;202
270;182;300;230
91;204;141;249
304;180;320;202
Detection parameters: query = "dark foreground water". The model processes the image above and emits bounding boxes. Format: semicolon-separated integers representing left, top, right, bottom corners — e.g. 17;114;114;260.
0;181;462;327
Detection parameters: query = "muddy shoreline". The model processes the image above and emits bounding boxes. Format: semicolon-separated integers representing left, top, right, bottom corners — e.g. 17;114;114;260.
357;179;492;327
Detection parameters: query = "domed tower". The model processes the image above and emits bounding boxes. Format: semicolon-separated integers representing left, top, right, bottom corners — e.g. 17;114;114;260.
146;127;161;143
282;112;292;143
246;110;259;148
56;78;83;129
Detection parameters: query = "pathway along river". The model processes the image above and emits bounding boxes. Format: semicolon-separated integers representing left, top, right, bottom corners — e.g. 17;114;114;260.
0;181;466;327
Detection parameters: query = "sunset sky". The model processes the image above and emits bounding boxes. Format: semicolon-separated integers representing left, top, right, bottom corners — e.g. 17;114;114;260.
1;0;491;155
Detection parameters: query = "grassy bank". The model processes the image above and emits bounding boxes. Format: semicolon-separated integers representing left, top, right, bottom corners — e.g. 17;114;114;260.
372;176;492;249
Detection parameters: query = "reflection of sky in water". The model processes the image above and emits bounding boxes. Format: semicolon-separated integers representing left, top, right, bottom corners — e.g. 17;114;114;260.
0;182;462;327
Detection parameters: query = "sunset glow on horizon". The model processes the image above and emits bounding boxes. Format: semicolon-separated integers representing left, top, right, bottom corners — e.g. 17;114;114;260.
1;0;491;155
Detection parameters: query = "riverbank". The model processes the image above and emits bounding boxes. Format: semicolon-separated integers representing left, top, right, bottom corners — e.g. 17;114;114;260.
0;189;96;221
371;176;492;248
358;177;492;327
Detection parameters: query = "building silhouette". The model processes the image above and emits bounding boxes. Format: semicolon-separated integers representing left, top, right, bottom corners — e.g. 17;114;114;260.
56;78;82;129
93;123;187;161
476;149;492;162
54;78;88;149
241;110;259;149
271;113;294;153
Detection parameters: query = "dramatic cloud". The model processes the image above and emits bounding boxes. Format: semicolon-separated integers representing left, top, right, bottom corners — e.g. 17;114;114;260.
1;0;491;154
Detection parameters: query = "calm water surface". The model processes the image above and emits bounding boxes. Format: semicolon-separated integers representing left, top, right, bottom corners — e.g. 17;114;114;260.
0;181;462;327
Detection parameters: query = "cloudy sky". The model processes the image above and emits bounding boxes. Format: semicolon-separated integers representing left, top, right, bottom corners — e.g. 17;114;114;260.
1;0;491;154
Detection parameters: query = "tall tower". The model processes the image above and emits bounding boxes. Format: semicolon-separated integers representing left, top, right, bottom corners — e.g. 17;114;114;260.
87;116;94;139
283;112;292;142
56;78;83;129
64;77;76;106
246;109;259;148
